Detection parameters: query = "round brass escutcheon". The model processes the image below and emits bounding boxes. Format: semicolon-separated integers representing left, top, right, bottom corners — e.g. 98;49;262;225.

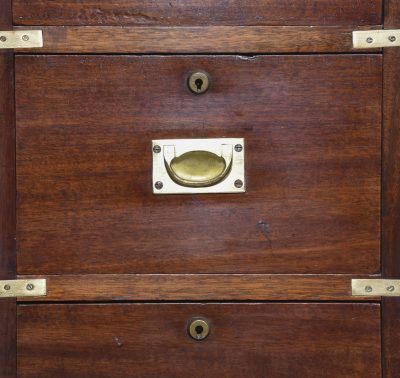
188;319;210;341
188;72;210;94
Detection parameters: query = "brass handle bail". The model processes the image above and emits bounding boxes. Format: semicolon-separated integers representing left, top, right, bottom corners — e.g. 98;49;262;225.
164;144;233;188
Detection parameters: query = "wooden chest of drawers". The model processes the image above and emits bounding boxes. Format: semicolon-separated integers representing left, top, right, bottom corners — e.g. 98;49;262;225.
1;1;400;377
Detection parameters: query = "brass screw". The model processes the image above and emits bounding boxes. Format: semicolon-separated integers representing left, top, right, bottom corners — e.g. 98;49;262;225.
4;285;11;291
0;36;6;42
366;37;374;44
389;36;397;42
153;145;161;154
365;285;373;293
387;285;395;292
22;35;29;42
155;181;163;190
234;179;243;188
26;283;34;291
234;144;243;153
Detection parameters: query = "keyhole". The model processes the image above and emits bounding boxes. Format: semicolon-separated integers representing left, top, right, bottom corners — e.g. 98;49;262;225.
195;325;204;335
195;79;203;92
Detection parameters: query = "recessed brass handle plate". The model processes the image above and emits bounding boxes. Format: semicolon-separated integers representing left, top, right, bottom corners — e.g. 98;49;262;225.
188;319;210;341
152;138;245;194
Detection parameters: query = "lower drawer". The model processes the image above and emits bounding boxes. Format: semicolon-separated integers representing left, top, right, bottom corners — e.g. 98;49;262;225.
18;303;381;377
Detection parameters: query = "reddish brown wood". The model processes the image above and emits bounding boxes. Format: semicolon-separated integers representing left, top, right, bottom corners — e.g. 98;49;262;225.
17;274;381;302
15;26;381;54
15;55;382;275
17;303;381;378
382;2;400;377
0;1;16;377
12;0;382;27
383;0;400;281
0;0;14;279
7;3;389;376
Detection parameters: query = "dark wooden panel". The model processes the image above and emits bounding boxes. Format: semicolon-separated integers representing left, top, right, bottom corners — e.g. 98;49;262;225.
0;12;16;282
16;55;382;275
383;300;400;377
382;2;400;377
17;303;381;378
13;0;382;27
17;274;381;302
382;0;400;280
15;26;381;54
0;1;16;377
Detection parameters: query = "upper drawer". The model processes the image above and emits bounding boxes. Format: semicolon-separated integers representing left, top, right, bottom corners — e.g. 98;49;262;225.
13;0;382;27
16;55;381;276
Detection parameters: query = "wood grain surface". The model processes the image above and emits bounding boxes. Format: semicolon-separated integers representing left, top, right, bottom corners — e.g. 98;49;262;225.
16;274;381;302
0;1;16;377
382;2;400;377
15;26;381;54
16;55;382;275
17;303;381;378
13;0;382;27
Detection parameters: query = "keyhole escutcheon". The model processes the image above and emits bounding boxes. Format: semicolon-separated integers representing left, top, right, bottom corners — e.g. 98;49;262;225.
188;71;210;94
188;318;210;341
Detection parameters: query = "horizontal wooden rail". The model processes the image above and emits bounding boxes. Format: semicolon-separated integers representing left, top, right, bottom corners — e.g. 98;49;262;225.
15;26;381;53
18;274;380;302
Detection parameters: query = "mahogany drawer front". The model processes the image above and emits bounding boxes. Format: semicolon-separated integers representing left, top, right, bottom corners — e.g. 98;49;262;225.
13;0;382;27
17;303;381;378
16;54;381;276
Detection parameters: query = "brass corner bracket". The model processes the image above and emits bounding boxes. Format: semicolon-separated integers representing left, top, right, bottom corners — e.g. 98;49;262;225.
0;279;47;298
0;30;43;49
352;279;400;297
353;30;400;49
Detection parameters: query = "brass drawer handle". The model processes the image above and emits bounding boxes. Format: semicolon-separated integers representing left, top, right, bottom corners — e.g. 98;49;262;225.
188;318;210;341
164;146;232;188
152;138;245;195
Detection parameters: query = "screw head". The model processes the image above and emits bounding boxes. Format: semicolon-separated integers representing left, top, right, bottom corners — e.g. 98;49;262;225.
366;37;374;44
234;144;243;153
26;283;34;291
234;179;243;188
3;285;10;291
389;36;397;42
365;285;373;293
387;285;395;292
22;35;29;41
0;36;6;42
155;181;163;190
153;145;161;154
